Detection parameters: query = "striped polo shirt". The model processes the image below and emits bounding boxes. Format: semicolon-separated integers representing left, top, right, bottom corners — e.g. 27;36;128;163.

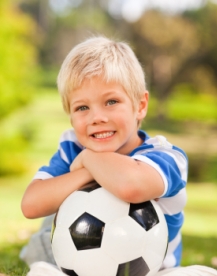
34;129;188;268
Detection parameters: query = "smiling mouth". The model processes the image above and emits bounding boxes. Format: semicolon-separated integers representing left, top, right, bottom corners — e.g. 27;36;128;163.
92;131;115;139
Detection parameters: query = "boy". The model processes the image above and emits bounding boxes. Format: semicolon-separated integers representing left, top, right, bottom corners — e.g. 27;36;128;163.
22;36;188;271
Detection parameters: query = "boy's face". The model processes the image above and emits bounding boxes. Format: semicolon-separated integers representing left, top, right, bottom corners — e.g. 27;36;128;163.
69;76;148;155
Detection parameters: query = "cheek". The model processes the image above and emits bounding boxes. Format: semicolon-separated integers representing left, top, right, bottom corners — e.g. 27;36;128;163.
74;121;84;133
114;113;133;130
70;114;85;132
73;124;86;145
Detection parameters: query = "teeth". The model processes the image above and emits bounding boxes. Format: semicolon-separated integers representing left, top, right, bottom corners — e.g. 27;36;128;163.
93;132;114;139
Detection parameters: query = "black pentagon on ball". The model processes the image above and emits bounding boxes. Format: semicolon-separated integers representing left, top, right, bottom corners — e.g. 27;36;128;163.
61;267;78;276
69;212;105;250
116;256;150;276
129;201;159;231
78;181;101;192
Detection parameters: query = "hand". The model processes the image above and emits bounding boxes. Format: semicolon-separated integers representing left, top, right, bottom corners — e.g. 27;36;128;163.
70;151;84;172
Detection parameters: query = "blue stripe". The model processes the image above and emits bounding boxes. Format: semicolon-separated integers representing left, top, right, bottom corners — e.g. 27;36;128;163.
38;141;82;177
129;144;154;156
165;213;184;242
143;152;186;197
60;141;82;164
138;129;150;140
129;130;152;156
39;151;70;177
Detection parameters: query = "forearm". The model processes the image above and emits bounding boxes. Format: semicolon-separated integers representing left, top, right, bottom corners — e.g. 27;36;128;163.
21;168;93;219
82;150;164;203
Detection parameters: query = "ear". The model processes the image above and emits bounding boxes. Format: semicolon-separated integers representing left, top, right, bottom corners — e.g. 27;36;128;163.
136;90;149;120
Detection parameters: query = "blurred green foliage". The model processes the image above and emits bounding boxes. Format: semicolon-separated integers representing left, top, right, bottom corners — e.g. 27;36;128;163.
127;4;217;122
1;0;217;181
188;155;217;183
0;0;39;175
0;0;38;119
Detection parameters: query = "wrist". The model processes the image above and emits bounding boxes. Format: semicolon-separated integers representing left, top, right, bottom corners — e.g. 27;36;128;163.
82;148;91;164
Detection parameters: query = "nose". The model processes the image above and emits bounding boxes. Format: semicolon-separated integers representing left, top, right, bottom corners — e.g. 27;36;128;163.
90;108;108;125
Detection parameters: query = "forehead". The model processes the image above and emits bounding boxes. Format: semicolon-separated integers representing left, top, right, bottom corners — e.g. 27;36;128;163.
71;76;129;98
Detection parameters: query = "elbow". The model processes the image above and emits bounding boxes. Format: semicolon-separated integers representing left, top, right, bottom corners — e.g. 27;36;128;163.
21;197;39;219
116;184;142;204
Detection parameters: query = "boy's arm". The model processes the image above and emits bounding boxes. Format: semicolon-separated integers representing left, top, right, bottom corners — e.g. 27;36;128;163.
79;149;165;203
21;167;93;219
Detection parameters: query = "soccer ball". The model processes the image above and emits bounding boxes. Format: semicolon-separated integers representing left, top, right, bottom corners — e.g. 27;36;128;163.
51;181;168;276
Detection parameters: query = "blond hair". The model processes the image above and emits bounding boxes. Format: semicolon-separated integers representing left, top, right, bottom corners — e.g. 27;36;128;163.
57;36;146;114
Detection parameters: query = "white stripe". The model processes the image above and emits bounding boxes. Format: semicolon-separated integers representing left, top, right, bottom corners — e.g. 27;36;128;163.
33;171;53;180
132;145;187;182
143;135;188;181
157;188;187;215
59;147;70;164
161;254;176;269
145;135;173;149
162;254;176;269
167;232;182;255
162;232;182;268
59;129;84;164
131;154;168;197
148;148;187;181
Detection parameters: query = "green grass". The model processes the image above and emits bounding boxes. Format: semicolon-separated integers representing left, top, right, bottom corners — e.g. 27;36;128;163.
182;183;217;237
0;89;217;275
181;183;217;268
0;243;28;276
182;235;217;268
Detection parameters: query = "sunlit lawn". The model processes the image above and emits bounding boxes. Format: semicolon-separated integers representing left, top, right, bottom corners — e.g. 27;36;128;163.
0;89;217;275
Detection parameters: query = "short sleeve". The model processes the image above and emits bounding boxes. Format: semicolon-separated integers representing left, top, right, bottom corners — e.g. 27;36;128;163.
33;129;83;180
131;144;188;198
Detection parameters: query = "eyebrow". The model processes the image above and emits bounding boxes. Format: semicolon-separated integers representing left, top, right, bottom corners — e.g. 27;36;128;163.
70;99;87;107
101;90;123;97
70;90;123;107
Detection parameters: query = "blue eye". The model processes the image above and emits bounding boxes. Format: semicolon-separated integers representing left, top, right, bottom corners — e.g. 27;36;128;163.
107;100;117;106
77;106;88;111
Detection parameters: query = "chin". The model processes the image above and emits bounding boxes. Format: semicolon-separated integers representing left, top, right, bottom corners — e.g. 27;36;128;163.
90;146;117;153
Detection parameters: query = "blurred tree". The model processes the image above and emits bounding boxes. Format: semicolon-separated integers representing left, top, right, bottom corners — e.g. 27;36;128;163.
0;0;39;175
124;11;200;120
183;2;217;95
17;0;217;122
0;0;38;119
19;0;116;67
123;5;217;121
